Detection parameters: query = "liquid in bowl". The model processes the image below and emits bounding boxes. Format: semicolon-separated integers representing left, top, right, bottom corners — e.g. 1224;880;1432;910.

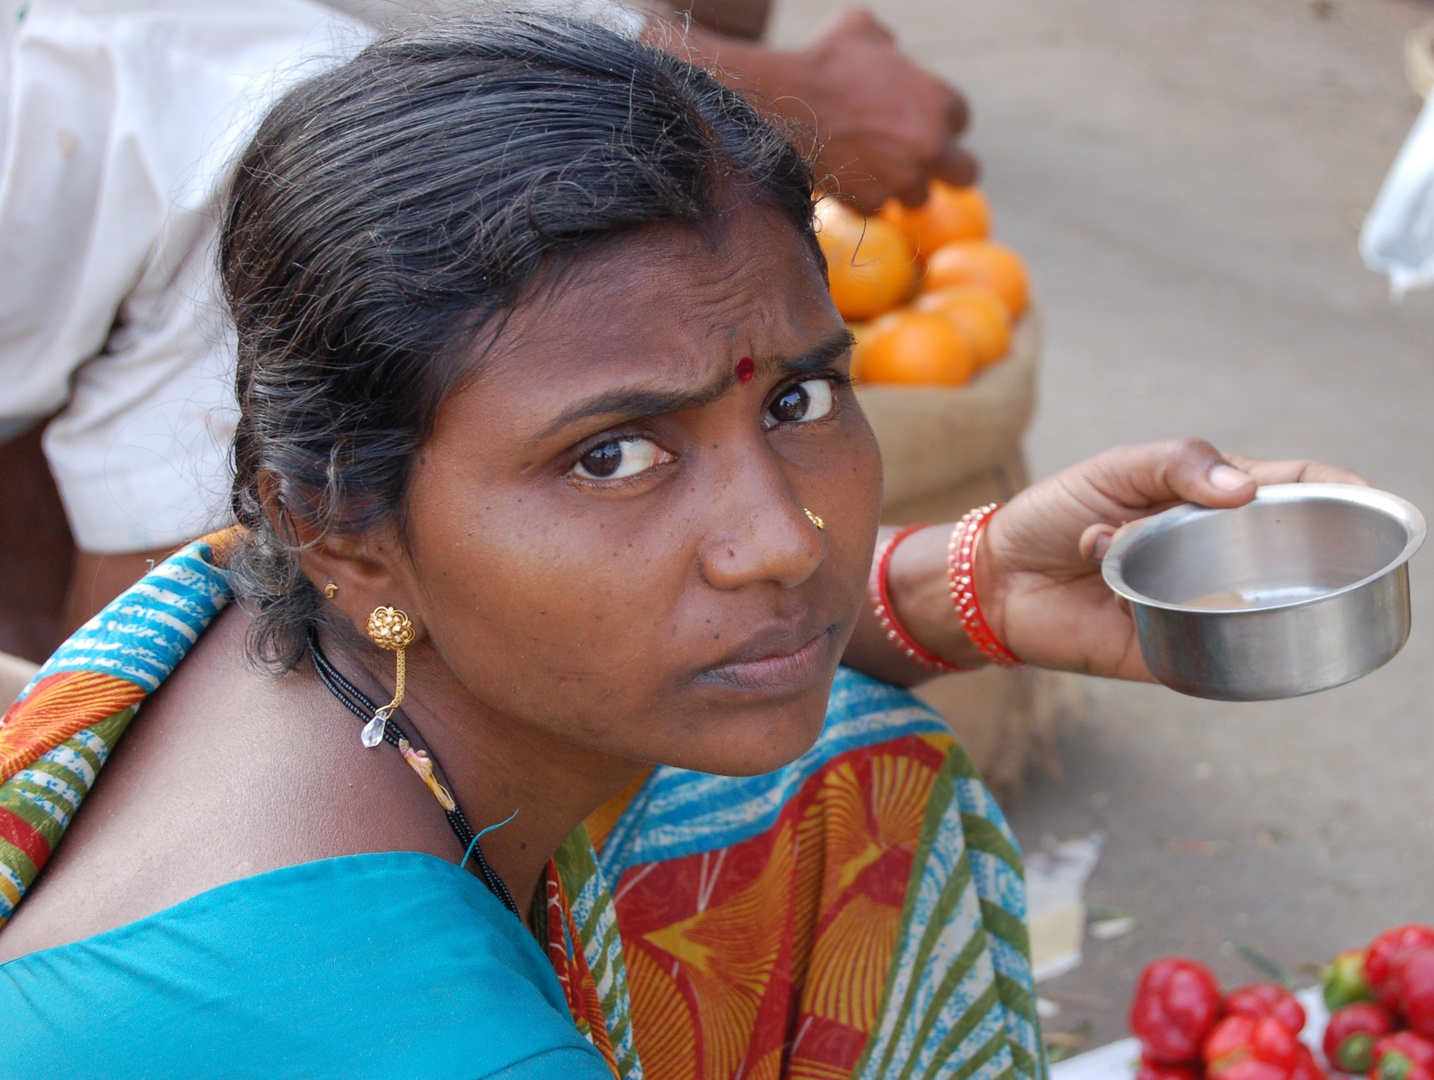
1176;584;1335;610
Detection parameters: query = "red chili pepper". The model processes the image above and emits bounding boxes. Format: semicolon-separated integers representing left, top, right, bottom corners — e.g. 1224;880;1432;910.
1323;1003;1399;1073
1132;957;1225;1063
1204;1015;1304;1080
1226;983;1307;1035
1138;1056;1205;1080
1294;1044;1331;1080
1370;1032;1434;1080
1367;927;1434;1012
1394;948;1434;1037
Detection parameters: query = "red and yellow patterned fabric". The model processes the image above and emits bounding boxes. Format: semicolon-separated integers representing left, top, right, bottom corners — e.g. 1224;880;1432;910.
603;735;949;1080
562;660;1048;1080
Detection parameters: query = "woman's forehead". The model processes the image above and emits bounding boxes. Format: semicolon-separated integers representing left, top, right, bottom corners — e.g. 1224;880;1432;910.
554;207;821;322
468;208;834;399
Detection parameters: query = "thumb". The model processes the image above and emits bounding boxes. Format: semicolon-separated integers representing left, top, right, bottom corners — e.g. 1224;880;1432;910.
1161;439;1256;509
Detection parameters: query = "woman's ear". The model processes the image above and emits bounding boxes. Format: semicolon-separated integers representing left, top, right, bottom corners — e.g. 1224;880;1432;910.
255;470;423;641
299;532;423;642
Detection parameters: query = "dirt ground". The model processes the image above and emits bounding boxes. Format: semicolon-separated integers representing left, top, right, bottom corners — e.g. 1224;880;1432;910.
769;0;1434;1051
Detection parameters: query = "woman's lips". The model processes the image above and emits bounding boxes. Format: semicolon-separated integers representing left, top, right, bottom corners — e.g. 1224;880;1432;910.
698;625;837;695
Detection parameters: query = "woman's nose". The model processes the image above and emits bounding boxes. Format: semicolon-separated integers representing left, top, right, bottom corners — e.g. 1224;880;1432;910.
696;453;824;592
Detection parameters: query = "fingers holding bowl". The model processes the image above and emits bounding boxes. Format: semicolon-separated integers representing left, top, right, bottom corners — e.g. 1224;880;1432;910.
1223;453;1369;488
1078;439;1367;529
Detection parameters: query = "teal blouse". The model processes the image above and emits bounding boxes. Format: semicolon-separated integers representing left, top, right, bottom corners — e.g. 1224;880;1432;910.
0;852;612;1079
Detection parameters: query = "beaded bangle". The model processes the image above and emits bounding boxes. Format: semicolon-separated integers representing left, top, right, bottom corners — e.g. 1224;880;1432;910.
870;524;969;673
947;503;1023;668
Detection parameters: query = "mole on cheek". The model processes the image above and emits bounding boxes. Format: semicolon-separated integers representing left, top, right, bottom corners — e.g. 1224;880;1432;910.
735;356;755;383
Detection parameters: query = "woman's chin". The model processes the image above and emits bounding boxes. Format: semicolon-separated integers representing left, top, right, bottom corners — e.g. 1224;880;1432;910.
657;686;834;777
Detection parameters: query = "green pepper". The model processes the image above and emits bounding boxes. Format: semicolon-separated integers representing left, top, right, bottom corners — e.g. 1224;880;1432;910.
1325;948;1377;1011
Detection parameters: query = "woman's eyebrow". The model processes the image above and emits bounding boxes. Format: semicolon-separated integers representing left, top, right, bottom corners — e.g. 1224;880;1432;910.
782;329;857;376
539;329;855;438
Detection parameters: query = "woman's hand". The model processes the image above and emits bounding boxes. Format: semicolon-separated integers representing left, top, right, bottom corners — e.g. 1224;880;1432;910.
977;439;1366;680
845;439;1366;687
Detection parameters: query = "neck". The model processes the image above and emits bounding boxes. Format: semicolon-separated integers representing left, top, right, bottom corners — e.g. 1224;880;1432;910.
316;630;645;924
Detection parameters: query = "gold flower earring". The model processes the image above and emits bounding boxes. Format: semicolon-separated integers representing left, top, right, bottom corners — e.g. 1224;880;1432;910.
361;606;416;748
323;580;339;599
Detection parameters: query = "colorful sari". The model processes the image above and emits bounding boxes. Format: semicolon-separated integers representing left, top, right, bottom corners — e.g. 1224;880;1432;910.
0;535;1045;1080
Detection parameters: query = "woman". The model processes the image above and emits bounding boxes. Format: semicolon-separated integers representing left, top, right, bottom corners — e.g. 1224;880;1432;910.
0;14;1356;1079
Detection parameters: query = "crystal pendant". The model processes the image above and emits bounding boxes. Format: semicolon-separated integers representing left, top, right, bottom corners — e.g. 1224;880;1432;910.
360;713;387;748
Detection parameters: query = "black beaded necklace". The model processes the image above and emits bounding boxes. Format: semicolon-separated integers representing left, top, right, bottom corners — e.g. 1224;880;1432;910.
307;628;519;916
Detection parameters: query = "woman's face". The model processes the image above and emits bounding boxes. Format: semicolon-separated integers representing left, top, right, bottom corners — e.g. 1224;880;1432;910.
397;205;883;776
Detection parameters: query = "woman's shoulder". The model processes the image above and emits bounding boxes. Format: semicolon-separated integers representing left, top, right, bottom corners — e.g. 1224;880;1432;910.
1;593;457;957
0;851;611;1080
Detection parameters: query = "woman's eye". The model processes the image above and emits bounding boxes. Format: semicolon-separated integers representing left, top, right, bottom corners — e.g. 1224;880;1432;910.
572;437;667;480
767;379;836;426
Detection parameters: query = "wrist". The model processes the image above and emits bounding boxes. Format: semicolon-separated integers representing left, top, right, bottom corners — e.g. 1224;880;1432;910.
947;505;1022;668
884;524;987;669
972;514;1010;652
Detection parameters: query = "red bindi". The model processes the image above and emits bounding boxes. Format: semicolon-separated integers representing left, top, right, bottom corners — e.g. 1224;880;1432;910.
735;356;755;383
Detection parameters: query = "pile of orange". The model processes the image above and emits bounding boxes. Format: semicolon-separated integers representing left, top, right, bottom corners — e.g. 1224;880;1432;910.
814;180;1030;387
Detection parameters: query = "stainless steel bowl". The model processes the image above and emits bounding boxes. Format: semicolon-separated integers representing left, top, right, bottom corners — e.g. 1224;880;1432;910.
1101;484;1425;701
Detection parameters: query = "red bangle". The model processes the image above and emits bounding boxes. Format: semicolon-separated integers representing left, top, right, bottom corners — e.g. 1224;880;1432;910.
870;524;969;674
947;503;1022;667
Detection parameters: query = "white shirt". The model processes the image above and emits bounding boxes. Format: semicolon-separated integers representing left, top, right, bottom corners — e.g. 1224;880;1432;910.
0;0;369;552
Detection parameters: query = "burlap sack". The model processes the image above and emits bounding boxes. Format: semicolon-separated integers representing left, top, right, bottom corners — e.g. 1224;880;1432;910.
857;310;1076;803
857;310;1040;522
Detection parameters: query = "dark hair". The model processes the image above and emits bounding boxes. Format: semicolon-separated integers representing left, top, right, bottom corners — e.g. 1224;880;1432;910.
223;13;818;668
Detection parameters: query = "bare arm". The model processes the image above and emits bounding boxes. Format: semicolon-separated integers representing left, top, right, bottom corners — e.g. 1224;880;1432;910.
842;523;985;687
675;0;772;41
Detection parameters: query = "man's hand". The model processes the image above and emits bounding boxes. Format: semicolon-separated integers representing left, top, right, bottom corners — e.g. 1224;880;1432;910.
781;9;975;211
661;7;977;213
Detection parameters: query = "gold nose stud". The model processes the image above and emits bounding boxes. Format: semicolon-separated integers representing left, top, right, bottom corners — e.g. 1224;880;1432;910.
804;507;825;530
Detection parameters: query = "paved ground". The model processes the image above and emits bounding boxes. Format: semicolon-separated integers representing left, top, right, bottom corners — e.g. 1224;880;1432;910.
769;0;1434;1051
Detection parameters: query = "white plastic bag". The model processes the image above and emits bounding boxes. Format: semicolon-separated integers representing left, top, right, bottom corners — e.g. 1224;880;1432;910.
1362;92;1434;297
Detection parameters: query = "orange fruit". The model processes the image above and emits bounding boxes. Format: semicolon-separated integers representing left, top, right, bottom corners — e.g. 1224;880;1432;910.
853;310;976;386
879;181;992;254
813;194;865;237
815;198;918;321
914;286;1013;367
814;194;865;228
922;240;1030;318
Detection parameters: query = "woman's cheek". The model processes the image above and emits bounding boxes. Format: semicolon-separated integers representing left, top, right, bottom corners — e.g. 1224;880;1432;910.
811;409;884;553
465;525;685;690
